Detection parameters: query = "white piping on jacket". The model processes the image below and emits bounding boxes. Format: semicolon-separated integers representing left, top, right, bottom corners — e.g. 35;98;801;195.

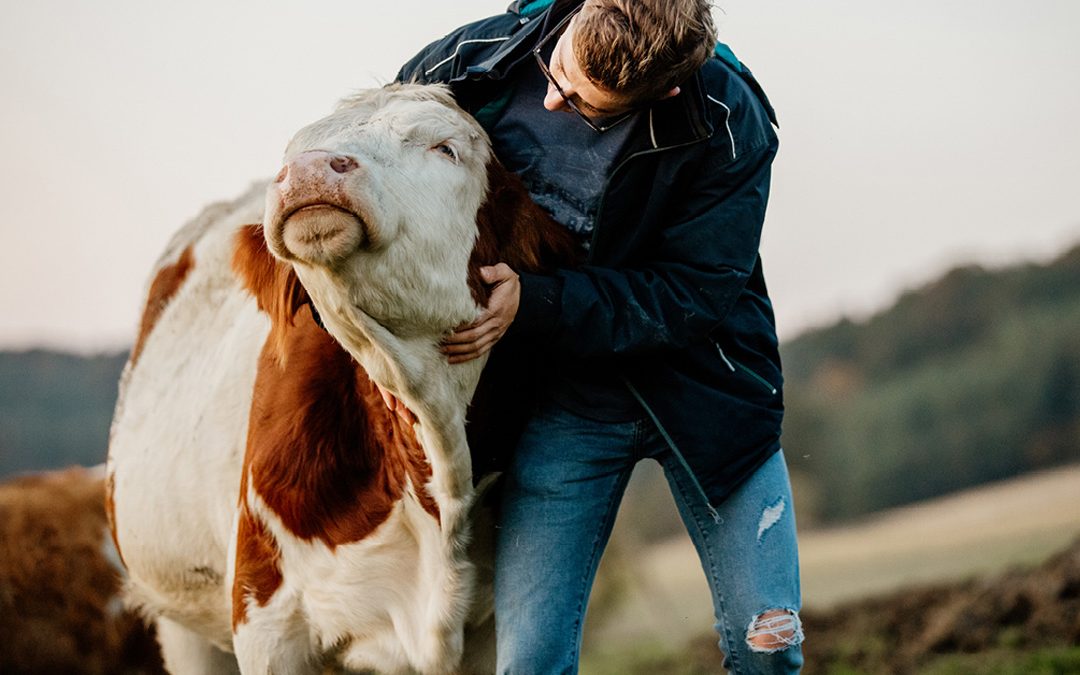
424;37;512;76
706;94;737;159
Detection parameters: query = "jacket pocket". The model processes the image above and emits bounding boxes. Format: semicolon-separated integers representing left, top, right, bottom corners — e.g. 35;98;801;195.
713;342;778;396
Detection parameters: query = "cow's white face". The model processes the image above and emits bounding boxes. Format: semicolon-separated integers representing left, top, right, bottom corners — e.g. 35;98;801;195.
263;85;493;338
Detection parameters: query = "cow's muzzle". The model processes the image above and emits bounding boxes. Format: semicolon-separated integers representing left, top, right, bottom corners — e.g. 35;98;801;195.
266;151;370;264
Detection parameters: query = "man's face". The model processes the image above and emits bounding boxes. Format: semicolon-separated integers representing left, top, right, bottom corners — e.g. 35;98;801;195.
542;13;632;120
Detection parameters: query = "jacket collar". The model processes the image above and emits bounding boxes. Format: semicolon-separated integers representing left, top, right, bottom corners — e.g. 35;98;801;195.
457;0;713;150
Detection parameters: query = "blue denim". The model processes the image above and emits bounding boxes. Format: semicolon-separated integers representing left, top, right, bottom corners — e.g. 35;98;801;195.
494;401;803;674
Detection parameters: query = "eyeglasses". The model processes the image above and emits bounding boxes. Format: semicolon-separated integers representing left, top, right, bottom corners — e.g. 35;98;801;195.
532;8;635;133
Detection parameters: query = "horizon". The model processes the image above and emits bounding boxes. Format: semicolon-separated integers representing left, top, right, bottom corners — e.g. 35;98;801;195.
4;235;1078;356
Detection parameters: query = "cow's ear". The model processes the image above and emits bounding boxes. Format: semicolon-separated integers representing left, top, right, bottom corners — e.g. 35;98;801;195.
232;224;311;359
470;160;579;304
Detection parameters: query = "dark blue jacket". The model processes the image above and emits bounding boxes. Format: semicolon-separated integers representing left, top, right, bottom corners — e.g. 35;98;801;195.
398;0;783;510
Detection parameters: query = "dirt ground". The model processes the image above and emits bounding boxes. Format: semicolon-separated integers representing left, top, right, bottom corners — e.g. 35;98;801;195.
796;536;1080;673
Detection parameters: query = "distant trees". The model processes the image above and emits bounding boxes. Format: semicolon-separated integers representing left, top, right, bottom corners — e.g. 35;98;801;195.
0;350;126;477
782;244;1080;522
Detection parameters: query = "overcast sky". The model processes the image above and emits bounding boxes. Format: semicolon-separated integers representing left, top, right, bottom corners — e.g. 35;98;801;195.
2;0;1078;351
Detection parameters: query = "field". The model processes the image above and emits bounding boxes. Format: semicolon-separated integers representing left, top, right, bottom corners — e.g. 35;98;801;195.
580;463;1080;671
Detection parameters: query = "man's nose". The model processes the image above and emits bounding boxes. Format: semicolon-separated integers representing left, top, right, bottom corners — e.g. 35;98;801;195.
543;83;571;113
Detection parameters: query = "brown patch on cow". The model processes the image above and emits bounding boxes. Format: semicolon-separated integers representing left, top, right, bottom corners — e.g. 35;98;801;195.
468;159;581;305
0;468;165;674
232;224;311;364
234;226;439;548
104;470;125;569
243;314;439;547
131;246;195;366
231;500;284;631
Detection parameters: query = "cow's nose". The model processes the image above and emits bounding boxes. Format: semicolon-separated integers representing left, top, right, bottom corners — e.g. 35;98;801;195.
329;155;359;174
274;151;359;184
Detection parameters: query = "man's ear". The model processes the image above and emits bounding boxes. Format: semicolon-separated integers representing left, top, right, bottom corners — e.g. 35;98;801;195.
660;86;681;100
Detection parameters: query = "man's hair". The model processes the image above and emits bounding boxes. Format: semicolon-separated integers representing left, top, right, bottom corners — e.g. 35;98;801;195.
573;0;717;104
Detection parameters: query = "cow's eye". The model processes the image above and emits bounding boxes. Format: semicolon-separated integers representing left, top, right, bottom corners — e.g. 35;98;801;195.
431;142;458;162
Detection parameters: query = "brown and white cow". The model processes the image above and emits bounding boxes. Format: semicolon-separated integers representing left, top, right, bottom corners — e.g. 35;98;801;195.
106;84;574;674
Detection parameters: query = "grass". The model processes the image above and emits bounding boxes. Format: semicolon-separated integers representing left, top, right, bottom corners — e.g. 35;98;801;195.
917;646;1080;675
580;641;711;675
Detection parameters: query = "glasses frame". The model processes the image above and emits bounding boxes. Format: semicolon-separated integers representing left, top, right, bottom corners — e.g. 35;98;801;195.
532;8;635;133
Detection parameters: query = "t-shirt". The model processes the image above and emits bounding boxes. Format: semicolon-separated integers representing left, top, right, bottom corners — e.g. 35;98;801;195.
486;48;643;422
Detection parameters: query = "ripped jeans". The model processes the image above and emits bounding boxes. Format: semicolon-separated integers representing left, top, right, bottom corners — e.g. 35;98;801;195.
494;401;803;674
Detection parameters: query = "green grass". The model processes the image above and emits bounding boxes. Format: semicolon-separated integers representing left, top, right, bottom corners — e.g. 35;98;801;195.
917;646;1080;675
580;641;713;675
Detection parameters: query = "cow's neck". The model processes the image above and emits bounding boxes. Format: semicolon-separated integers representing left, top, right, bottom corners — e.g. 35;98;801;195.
244;316;440;548
295;266;485;510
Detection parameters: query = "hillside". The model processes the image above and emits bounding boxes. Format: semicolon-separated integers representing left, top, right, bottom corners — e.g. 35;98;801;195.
780;243;1080;523
0;350;126;476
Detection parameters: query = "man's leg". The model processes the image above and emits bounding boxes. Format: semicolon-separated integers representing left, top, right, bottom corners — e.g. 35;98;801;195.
659;448;804;674
494;402;639;675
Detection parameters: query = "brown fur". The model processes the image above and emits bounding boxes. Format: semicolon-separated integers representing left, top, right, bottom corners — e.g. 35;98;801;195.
0;467;164;675
232;224;311;364
230;229;439;599
468;159;581;306
231;500;283;631
131;246;195;366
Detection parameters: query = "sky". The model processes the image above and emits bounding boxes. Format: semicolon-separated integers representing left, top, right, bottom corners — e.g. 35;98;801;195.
2;0;1079;351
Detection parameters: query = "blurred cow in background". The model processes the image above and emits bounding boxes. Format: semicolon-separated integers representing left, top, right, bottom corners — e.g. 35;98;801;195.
0;465;164;675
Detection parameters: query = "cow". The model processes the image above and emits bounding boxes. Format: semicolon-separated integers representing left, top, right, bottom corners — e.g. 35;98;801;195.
0;466;164;675
106;84;576;674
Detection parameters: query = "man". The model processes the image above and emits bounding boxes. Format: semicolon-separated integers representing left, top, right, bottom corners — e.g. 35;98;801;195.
398;1;803;672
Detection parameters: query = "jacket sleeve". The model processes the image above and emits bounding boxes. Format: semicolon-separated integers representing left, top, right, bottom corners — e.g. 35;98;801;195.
510;137;778;358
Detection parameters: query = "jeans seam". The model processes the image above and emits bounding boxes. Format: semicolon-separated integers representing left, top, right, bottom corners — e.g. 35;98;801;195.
567;469;631;672
666;456;743;674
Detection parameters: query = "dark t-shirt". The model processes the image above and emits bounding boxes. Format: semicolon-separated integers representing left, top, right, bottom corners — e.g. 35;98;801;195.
487;49;643;422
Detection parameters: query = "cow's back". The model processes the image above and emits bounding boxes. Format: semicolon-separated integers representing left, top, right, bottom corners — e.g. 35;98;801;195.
107;182;269;647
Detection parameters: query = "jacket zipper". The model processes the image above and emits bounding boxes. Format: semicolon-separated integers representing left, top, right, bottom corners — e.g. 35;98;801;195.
714;342;777;395
621;377;723;524
600;108;714;513
587;128;710;260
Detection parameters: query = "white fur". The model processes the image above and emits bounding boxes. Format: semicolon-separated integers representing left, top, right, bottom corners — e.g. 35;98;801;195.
108;85;497;674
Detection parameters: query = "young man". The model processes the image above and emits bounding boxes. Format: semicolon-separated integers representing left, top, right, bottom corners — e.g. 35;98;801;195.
398;0;803;672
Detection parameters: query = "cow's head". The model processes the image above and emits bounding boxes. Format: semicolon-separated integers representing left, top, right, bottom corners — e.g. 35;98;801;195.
261;84;570;345
238;83;576;438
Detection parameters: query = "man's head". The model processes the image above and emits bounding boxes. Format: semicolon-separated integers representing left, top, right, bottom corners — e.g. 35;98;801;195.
540;0;717;120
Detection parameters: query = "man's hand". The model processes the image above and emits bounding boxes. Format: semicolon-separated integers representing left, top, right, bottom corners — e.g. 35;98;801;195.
375;384;418;425
441;263;520;364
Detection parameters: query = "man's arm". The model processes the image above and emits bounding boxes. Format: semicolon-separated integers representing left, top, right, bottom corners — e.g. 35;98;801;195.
446;138;777;361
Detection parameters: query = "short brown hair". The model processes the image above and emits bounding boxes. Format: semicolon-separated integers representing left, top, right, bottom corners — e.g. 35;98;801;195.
573;0;717;104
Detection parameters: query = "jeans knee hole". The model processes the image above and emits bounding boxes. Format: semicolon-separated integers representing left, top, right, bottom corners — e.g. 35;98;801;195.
745;609;804;654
